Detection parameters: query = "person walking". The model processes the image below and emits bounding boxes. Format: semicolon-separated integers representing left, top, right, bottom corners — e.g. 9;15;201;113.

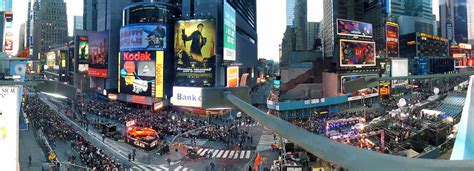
28;155;32;167
209;162;215;171
132;149;136;161
166;158;171;166
128;153;131;162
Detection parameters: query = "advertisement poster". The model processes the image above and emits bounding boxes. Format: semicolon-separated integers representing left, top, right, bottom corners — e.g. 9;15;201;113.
78;36;89;64
174;19;216;87
46;52;56;67
0;86;20;171
391;58;409;88
337;19;373;38
341;75;379;101
60;51;67;68
88;31;109;78
223;2;236;61
119;51;157;96
4;31;13;51
386;22;399;58
155;51;164;98
9;61;27;82
379;81;391;96
340;39;376;67
120;24;166;51
227;66;239;87
170;86;203;108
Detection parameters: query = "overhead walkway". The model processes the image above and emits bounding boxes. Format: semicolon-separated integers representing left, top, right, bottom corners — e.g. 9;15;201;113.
451;77;474;160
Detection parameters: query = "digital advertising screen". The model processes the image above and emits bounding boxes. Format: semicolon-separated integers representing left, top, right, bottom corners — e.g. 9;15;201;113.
4;31;13;51
119;51;163;97
391;58;409;88
337;19;373;38
386;22;399;58
46;52;56;67
223;2;236;61
60;50;67;69
88;31;109;78
340;39;376;67
78;36;89;64
155;51;164;98
227;66;239;87
379;81;391;96
120;24;167;51
418;33;449;58
174;19;216;87
341;74;379;101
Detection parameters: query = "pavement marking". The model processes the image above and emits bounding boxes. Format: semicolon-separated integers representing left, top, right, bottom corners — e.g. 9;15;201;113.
213;150;221;157
174;165;183;171
199;149;209;156
158;165;169;171
222;150;230;158
245;150;251;159
182;168;189;171
197;148;204;154
233;151;239;159
239;151;246;159
206;149;214;157
228;151;235;158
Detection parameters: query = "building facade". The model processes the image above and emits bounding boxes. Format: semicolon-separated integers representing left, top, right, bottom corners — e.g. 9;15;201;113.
390;0;437;35
440;0;469;44
0;0;12;12
306;22;320;51
74;16;84;30
83;0;98;31
18;23;26;53
286;0;295;27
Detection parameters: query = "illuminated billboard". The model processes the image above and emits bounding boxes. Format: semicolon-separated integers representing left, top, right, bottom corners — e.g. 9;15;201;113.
341;74;379;101
174;19;216;87
170;86;203;108
119;51;163;97
340;39;376;67
379;81;391;96
4;31;13;51
227;66;239;87
60;50;67;68
46;52;56;67
155;51;164;98
88;31;109;78
417;32;449;58
0;86;20;171
120;24;167;51
337;19;373;38
391;58;409;88
78;36;89;65
223;2;236;61
386;22;399;58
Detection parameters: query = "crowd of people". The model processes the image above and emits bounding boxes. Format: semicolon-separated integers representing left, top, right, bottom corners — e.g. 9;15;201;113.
25;95;122;170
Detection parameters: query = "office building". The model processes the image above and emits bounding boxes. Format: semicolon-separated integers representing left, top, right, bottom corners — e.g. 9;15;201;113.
440;0;469;44
83;0;98;31
32;0;68;60
321;0;364;58
363;0;390;55
0;0;12;12
294;0;307;51
390;0;437;35
306;22;320;51
287;0;295;26
18;23;26;53
74;16;83;30
469;0;474;44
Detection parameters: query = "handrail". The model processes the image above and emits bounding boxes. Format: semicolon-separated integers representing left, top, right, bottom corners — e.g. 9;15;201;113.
225;92;474;171
451;76;474;159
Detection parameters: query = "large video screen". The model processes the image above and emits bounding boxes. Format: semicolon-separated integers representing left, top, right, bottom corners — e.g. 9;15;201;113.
174;19;216;87
341;74;379;101
340;39;376;67
78;36;89;64
46;52;56;67
337;19;373;38
391;58;409;88
120;24;167;51
418;33;449;58
386;22;399;58
88;31;108;78
119;51;163;97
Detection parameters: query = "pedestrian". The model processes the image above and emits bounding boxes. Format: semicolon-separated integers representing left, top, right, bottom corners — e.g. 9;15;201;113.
102;134;106;143
209;162;215;171
128;153;131;162
248;165;252;171
28;155;32;167
166;158;171;166
132;149;136;161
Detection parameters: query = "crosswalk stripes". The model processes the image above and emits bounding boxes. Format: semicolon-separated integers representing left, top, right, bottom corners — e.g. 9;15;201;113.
131;164;193;171
238;122;260;127
181;139;207;146
192;148;252;160
256;130;283;152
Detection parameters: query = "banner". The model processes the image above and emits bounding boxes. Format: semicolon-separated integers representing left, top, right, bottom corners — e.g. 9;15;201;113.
223;2;236;61
119;51;157;96
386;22;399;58
174;19;216;87
155;51;164;98
337;19;373;38
171;86;203;108
88;31;109;78
78;36;89;64
0;86;20;171
340;39;376;67
341;75;379;101
227;66;239;87
46;52;56;68
120;24;167;51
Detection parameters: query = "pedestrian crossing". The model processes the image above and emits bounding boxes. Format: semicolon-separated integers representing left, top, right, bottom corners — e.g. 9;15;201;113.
256;130;286;152
181;139;207;146
131;164;194;171
238;122;260;127
192;147;253;160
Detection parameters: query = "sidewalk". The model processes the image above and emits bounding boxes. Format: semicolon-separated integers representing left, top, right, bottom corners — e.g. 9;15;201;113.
19;127;46;171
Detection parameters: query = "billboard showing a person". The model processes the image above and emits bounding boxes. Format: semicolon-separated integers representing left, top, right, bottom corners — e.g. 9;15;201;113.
337;19;373;38
88;31;109;78
174;19;216;87
386;22;399;58
120;24;167;51
340;39;376;67
78;36;89;64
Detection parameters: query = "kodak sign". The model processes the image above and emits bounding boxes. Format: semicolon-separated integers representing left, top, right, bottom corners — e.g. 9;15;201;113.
123;51;152;61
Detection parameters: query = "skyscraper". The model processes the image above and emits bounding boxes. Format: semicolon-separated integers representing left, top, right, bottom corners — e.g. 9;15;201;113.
83;0;98;31
287;0;295;26
306;22;320;51
390;0;437;35
469;0;474;44
32;0;68;59
321;0;364;58
74;16;84;30
440;0;469;44
0;0;12;12
18;23;26;53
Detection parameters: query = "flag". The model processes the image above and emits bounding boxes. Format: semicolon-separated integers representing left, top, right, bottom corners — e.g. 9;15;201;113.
254;152;261;171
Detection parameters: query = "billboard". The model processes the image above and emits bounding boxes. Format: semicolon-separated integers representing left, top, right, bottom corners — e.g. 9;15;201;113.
418;32;449;58
341;75;379;101
379;81;391;96
170;86;203;108
386;22;399;58
88;31;108;78
46;52;56;67
391;58;409;88
174;19;216;87
340;39;376;67
227;66;239;87
337;19;373;38
120;24;167;51
119;51;159;97
78;36;89;64
4;31;13;51
155;51;164;98
60;51;67;69
9;61;27;82
223;2;236;61
0;86;20;171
